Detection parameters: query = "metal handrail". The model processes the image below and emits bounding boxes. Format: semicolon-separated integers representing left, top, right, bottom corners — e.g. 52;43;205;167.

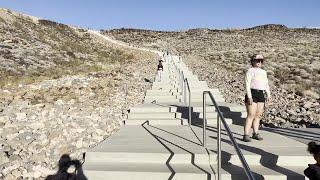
172;57;191;126
171;57;183;101
184;78;191;126
203;91;256;180
180;71;184;95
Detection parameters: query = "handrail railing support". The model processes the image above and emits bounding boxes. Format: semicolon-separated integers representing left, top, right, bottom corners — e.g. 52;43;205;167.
202;92;207;147
217;114;221;180
184;78;191;126
203;91;255;180
183;73;186;105
188;84;191;126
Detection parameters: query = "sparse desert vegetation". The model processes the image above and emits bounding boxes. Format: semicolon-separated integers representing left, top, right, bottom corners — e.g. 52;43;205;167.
103;25;320;127
0;10;139;88
0;8;157;179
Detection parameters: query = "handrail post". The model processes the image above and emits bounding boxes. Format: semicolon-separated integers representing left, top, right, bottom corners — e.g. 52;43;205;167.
205;91;256;180
184;77;186;105
189;86;191;126
184;78;192;126
180;71;183;95
202;92;206;147
217;113;221;180
181;71;185;104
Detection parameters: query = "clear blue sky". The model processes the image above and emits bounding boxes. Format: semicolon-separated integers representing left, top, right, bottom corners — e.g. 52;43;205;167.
1;0;319;31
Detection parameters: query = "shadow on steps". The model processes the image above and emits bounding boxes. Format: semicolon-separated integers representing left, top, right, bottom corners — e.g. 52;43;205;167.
207;129;306;180
141;122;213;180
262;127;320;145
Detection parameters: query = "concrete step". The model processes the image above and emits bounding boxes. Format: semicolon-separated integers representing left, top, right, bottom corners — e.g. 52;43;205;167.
147;90;182;94
144;95;179;101
190;88;220;92
125;119;187;125
192;124;315;167
146;92;182;97
190;98;225;103
187;97;225;102
179;95;225;106
213;164;307;180
188;93;223;98
214;102;246;112
208;118;233;125
152;82;179;86
145;92;174;96
85;125;216;164
177;101;226;108
151;85;178;89
229;152;314;167
199;112;218;119
128;112;182;119
150;87;181;93
189;89;221;95
197;117;233;126
84;162;214;180
143;99;181;103
129;104;178;113
198;112;247;119
184;94;223;100
222;111;247;118
191;103;246;113
191;110;246;125
151;81;179;85
187;95;224;100
152;85;179;89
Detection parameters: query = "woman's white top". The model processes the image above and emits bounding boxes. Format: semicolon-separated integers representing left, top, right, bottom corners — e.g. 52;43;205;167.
245;67;271;99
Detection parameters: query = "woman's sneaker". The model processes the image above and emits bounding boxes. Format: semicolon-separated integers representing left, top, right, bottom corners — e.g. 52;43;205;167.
252;133;263;140
243;135;251;142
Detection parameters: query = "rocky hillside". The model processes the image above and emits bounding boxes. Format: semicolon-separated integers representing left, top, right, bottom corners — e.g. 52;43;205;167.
103;25;320;127
0;8;158;179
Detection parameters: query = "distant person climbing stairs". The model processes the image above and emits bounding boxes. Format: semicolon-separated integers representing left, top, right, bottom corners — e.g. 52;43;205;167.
157;59;163;82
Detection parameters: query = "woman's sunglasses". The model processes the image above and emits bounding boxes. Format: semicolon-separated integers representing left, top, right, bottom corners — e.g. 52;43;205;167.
254;59;264;63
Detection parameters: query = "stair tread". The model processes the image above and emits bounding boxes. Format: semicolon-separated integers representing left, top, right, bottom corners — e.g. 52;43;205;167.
84;162;214;174
89;125;208;154
216;164;306;178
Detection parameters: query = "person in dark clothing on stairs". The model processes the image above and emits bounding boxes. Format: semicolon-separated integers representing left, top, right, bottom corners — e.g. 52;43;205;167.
305;141;320;180
157;60;163;82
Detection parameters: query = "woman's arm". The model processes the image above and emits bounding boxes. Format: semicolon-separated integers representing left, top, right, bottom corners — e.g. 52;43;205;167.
265;71;271;100
266;82;271;98
245;71;252;99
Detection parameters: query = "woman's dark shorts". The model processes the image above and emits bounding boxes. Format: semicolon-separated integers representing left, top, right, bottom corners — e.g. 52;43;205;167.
245;89;266;103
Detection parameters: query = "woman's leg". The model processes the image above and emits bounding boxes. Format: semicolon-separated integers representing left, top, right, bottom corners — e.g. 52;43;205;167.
157;71;161;82
252;102;265;133
244;102;257;135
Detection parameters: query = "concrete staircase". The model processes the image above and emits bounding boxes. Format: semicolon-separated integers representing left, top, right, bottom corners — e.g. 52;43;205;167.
83;54;313;180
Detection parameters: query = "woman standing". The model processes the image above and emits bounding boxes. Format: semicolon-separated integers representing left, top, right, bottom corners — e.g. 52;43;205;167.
157;60;163;82
243;54;271;142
